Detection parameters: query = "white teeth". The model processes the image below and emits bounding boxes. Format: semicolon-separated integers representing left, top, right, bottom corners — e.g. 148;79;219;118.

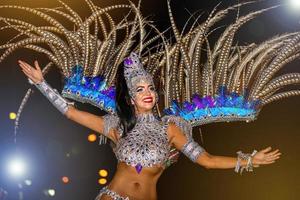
143;99;153;103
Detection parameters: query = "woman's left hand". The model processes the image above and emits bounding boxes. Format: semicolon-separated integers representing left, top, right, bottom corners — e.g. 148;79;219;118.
252;147;281;167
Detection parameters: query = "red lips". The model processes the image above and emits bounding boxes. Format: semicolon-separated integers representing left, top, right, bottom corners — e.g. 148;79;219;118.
143;97;153;103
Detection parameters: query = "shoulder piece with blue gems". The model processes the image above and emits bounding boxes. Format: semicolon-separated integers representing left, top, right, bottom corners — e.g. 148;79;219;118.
164;86;260;127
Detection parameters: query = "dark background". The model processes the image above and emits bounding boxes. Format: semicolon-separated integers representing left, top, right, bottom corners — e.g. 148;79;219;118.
0;0;299;199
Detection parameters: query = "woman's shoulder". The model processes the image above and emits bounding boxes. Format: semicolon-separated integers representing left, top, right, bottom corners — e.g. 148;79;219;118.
161;115;188;125
102;113;123;135
103;113;120;122
161;115;192;138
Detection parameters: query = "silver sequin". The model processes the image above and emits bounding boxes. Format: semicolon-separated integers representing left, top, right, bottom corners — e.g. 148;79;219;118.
113;113;170;167
102;114;121;137
95;186;129;200
102;113;205;168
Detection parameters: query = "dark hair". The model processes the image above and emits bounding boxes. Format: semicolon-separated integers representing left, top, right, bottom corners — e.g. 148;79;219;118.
115;64;136;137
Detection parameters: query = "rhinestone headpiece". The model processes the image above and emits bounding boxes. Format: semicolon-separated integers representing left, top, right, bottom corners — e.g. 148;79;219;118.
123;52;155;97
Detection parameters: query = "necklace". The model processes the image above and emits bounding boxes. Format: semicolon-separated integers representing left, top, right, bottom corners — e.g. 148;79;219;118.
136;112;158;123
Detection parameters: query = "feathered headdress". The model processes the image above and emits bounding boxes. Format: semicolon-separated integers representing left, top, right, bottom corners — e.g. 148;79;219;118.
1;1;300;156
161;1;300;126
0;1;166;137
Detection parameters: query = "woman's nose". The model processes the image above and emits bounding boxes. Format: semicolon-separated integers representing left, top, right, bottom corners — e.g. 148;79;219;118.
144;88;152;95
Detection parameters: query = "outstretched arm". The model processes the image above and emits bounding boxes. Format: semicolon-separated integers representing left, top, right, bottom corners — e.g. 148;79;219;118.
195;147;279;169
18;60;119;142
167;123;281;170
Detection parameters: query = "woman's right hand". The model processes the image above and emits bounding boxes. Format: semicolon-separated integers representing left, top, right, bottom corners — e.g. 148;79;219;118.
18;60;44;84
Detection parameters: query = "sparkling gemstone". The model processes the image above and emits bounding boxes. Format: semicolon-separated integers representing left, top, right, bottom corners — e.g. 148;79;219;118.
135;163;143;174
124;58;133;66
202;96;215;108
192;94;204;109
88;77;100;89
183;101;194;112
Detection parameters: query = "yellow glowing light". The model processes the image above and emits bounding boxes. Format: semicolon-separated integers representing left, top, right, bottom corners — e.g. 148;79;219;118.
88;134;97;142
98;178;107;185
98;169;108;177
9;112;17;120
62;176;69;184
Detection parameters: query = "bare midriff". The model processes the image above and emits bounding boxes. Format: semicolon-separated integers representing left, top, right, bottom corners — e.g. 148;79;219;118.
104;162;164;200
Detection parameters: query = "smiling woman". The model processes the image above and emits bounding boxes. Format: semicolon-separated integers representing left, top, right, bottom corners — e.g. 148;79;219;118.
18;52;280;200
1;0;299;199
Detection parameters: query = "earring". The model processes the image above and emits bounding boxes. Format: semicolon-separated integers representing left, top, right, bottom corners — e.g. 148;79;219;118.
130;98;135;105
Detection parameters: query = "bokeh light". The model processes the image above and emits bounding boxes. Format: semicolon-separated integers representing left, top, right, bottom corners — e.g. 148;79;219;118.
289;0;300;10
98;169;108;177
98;178;107;185
9;112;17;120
7;157;26;178
88;134;97;142
46;189;56;197
62;176;70;184
24;179;32;186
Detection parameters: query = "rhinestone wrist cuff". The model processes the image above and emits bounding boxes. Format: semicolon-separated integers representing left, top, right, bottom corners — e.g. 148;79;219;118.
31;79;71;115
235;150;257;174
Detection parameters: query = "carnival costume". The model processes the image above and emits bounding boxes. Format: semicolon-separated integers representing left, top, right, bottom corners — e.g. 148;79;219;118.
1;0;300;199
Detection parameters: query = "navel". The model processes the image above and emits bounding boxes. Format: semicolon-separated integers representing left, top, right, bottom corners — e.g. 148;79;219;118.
133;182;141;189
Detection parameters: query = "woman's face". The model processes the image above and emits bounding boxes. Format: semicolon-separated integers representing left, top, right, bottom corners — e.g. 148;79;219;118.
131;81;156;114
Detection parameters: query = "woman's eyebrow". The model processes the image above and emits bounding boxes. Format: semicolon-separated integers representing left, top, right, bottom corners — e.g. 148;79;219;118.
136;85;153;89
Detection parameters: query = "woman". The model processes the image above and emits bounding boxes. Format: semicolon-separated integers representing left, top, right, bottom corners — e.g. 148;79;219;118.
18;52;280;200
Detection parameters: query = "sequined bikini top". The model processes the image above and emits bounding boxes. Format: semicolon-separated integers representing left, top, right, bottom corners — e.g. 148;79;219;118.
103;113;170;173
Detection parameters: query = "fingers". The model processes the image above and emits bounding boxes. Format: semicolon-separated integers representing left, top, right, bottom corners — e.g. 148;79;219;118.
268;149;280;156
18;60;31;69
267;152;281;159
18;60;32;74
266;149;280;156
261;146;272;153
18;60;38;82
263;160;275;165
255;148;281;166
263;150;281;163
265;155;280;162
21;67;34;80
266;149;281;159
258;158;277;165
18;61;33;79
34;60;41;71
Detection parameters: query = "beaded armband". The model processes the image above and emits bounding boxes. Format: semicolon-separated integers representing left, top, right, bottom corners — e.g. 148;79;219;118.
30;79;72;114
181;139;205;163
162;115;205;163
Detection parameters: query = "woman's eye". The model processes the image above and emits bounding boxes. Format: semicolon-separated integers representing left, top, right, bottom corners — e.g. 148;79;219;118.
136;88;143;92
149;86;155;91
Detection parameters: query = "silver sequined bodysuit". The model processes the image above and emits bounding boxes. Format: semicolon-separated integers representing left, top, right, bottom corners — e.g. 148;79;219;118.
105;113;170;173
102;112;204;174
